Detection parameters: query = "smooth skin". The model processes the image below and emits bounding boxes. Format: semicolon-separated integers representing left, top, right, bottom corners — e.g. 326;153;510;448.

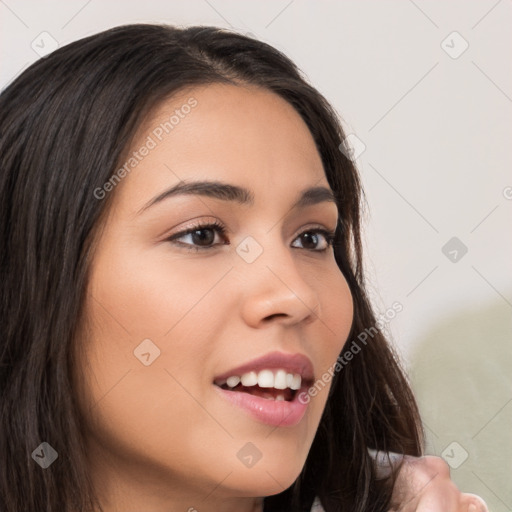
74;83;488;512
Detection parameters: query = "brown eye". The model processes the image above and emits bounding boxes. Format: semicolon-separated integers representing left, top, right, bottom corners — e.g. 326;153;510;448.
291;229;335;252
166;221;229;251
188;228;216;246
300;232;320;250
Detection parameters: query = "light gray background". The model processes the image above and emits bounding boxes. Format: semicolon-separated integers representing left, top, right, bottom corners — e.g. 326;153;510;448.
1;1;511;509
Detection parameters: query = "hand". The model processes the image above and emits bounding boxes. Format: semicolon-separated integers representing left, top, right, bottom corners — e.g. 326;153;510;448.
388;455;489;511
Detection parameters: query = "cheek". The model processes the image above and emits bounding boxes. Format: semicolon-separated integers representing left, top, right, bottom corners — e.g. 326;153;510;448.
86;238;233;341
315;263;354;357
306;270;354;411
79;240;230;406
331;273;354;355
76;244;238;471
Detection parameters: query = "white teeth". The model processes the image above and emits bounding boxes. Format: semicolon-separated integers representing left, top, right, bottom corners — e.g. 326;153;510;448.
274;369;287;389
240;371;258;387
226;375;240;388
290;374;301;390
257;369;274;388
223;368;303;391
262;393;286;401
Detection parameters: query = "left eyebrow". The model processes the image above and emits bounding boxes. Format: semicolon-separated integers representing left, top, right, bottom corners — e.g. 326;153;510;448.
137;179;338;215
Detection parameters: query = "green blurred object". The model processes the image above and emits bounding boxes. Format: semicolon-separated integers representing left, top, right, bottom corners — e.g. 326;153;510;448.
410;295;512;512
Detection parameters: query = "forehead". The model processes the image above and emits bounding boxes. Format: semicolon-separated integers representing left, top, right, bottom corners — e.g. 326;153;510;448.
112;83;329;212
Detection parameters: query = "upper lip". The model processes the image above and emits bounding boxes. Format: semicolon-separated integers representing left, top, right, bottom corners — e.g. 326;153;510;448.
213;351;315;385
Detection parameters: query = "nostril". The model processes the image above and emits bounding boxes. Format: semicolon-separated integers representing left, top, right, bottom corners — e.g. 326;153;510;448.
264;313;287;321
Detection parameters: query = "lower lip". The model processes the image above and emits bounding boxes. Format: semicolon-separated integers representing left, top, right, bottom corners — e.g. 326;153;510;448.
213;384;310;427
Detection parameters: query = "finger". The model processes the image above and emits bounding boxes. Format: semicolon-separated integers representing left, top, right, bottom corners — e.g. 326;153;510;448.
392;458;459;512
413;482;460;512
459;493;489;512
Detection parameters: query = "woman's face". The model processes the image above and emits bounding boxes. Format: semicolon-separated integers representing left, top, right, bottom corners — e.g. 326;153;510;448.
77;83;353;511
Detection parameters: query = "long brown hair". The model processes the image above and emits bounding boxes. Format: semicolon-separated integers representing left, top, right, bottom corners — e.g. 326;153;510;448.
0;23;423;512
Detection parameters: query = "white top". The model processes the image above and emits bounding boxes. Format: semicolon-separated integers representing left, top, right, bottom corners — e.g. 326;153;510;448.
310;496;325;511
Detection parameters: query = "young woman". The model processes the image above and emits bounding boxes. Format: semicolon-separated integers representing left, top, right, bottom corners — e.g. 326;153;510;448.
0;23;488;512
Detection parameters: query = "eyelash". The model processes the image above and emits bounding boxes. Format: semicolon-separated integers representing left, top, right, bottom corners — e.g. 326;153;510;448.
166;220;337;253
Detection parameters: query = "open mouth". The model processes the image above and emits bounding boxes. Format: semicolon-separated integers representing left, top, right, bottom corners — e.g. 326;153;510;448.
215;381;297;402
212;369;313;427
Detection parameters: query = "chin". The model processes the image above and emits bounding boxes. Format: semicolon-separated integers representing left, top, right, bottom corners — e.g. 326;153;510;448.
223;458;305;498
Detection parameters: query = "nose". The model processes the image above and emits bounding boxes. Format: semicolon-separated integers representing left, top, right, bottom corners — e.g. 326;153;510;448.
238;239;321;328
